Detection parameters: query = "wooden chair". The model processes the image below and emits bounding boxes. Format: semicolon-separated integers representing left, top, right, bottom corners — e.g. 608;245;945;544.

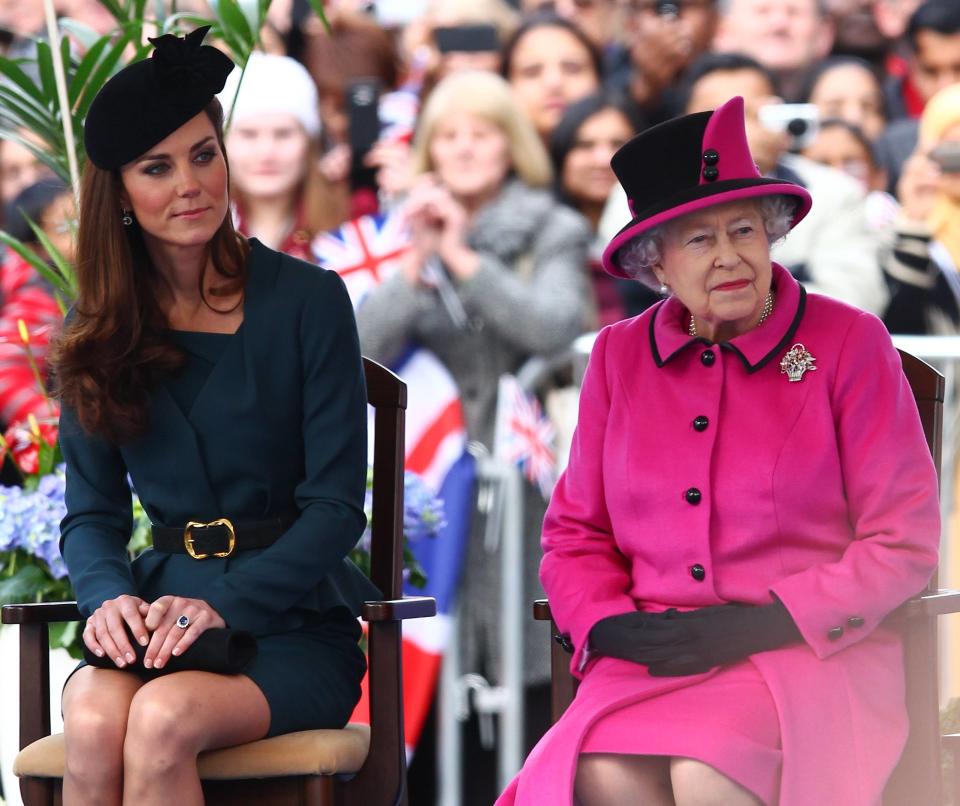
533;349;960;805
2;357;435;806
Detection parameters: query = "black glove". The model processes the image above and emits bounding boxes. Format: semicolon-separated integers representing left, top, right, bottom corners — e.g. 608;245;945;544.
588;609;676;664
589;602;801;676
83;626;257;679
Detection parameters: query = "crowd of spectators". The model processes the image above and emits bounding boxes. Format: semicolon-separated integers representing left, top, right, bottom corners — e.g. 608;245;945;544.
1;0;960;801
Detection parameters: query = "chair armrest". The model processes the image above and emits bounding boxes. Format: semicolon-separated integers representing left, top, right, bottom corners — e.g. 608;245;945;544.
2;601;83;624
361;596;436;622
888;589;960;622
533;599;551;621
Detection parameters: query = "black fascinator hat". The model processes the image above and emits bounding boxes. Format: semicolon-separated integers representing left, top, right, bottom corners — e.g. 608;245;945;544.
84;26;234;171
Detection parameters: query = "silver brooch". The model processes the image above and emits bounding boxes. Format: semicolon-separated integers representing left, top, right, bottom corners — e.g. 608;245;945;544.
780;343;817;382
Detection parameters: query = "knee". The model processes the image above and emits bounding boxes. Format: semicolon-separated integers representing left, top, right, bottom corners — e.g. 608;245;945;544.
63;697;127;780
671;758;761;806
575;753;671;806
123;684;203;773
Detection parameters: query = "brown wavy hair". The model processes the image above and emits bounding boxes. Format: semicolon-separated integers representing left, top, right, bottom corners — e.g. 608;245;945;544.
53;99;249;443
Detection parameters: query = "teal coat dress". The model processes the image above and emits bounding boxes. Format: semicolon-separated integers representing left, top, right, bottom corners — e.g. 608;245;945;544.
60;240;376;735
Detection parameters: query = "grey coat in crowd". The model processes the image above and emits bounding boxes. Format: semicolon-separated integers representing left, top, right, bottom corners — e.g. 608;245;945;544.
357;178;591;685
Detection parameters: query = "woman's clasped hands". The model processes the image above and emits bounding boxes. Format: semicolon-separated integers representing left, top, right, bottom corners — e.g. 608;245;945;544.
588;602;801;677
83;593;225;671
400;173;478;285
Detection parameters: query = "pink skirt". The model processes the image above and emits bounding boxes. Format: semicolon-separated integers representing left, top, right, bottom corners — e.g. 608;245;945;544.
580;661;782;804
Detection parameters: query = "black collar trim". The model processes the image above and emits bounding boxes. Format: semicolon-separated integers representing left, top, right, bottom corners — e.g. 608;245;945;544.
649;285;807;373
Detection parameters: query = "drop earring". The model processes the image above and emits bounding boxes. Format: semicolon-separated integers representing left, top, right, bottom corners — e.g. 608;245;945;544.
121;209;133;226
659;282;670;296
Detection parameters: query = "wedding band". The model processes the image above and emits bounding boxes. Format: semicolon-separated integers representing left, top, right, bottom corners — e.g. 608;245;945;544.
176;615;190;629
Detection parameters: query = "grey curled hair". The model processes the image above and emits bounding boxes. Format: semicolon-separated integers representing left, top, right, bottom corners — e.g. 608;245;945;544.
618;195;799;289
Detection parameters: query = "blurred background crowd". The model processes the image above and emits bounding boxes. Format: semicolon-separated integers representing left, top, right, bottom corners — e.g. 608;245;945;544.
1;0;960;803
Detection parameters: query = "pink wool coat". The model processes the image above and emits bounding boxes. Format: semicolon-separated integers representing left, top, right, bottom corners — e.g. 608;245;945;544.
497;263;940;805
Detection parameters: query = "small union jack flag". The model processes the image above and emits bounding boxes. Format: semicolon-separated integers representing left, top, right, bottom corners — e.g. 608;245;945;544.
494;374;557;499
311;210;411;306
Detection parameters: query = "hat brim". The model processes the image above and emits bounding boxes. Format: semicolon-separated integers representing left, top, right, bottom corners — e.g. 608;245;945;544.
601;178;813;279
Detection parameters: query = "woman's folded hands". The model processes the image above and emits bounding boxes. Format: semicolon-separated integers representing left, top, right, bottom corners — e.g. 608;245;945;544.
588;601;802;677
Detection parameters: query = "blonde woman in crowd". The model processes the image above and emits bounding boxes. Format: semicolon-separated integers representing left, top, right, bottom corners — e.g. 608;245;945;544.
355;70;590;800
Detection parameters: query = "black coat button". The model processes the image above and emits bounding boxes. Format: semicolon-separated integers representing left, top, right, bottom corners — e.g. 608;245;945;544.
827;626;844;641
700;350;715;366
847;616;865;628
690;564;706;581
693;416;709;431
685;487;702;504
703;149;719;166
702;166;720;182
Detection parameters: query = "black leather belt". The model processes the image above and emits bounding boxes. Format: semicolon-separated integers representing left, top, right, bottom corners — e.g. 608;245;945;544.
152;513;297;559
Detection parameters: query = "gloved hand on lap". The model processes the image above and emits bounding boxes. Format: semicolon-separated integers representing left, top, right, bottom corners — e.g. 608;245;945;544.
589;601;802;676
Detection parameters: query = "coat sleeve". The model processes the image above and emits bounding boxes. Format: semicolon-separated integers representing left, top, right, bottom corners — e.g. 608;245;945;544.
203;271;369;632
771;312;940;659
59;403;138;617
355;272;433;366
540;326;638;677
457;205;590;355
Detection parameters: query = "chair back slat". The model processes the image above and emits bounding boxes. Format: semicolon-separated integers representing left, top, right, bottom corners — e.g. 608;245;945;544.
885;349;944;806
364;357;407;601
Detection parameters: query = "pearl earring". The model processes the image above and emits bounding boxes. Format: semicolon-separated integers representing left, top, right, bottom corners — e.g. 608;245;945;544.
659;282;670;296
121;210;133;226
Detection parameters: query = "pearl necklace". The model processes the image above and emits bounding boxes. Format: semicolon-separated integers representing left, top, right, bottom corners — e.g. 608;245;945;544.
688;291;775;338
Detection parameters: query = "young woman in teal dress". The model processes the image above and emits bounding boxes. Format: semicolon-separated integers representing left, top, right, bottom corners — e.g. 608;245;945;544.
53;28;374;806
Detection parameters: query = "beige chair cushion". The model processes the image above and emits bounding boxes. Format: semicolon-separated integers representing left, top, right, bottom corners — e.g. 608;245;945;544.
14;723;371;780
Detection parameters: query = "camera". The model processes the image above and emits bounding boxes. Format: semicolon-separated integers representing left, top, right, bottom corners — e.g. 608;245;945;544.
758;103;819;151
929;141;960;174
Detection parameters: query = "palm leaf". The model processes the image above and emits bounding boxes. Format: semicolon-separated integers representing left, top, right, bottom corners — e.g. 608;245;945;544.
0;54;45;102
0;231;75;303
74;30;134;120
160;12;212;35
304;0;331;34
23;216;78;298
0;128;69;184
68;35;111;106
58;18;105;54
34;42;58;109
0;90;60;143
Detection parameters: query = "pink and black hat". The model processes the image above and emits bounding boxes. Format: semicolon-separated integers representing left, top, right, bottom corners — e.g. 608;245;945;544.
601;96;812;279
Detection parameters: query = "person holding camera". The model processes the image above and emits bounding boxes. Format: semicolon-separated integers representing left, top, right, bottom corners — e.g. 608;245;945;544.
883;82;960;334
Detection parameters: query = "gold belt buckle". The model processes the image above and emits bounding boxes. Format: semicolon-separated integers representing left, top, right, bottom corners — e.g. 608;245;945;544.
184;518;236;559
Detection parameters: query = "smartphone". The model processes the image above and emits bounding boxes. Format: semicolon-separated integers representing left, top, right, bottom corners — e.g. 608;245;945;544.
929;141;960;174
434;24;499;54
347;78;381;191
758;103;819;151
655;0;681;16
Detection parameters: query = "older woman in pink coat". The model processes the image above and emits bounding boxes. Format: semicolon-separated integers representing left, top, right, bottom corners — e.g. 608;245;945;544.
496;96;941;806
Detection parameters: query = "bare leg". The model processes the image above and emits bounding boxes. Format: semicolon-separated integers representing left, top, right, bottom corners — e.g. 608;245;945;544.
671;757;765;806
575;753;674;806
62;666;145;806
122;671;270;806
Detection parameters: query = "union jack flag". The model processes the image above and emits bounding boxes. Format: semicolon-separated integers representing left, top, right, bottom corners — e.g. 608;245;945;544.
311;210;411;304
313;214;475;759
494;374;557;499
